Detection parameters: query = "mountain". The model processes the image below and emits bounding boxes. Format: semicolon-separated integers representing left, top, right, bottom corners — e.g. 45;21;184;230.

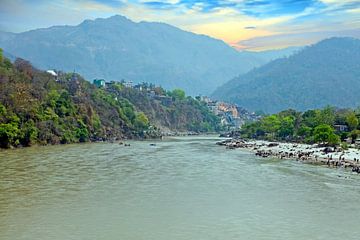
212;37;360;113
0;15;270;95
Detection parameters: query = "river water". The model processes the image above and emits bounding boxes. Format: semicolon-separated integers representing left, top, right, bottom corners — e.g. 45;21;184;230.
0;136;359;240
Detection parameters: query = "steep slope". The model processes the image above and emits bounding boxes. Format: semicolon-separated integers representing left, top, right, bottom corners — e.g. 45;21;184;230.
212;37;360;113
0;15;264;95
0;52;221;148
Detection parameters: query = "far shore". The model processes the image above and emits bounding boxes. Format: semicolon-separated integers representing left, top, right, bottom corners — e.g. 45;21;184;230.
217;138;360;174
0;131;216;150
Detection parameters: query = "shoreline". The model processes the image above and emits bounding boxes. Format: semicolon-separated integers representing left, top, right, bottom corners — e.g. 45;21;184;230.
0;131;216;150
217;138;360;174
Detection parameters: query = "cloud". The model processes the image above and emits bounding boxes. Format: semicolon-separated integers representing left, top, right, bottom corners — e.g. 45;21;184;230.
0;0;359;50
241;0;323;17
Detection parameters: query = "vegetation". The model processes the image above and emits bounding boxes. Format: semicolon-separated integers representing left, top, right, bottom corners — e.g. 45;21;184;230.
213;37;360;113
240;106;360;146
0;52;221;148
104;83;221;133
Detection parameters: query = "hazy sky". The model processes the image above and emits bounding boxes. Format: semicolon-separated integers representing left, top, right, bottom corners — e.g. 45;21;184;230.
1;0;359;50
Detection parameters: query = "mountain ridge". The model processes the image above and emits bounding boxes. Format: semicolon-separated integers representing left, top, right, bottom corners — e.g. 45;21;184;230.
212;37;360;113
0;15;297;95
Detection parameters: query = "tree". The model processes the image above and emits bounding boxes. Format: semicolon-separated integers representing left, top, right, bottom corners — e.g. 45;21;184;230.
349;130;360;143
346;112;359;131
261;115;281;139
170;89;186;101
278;116;295;139
0;122;20;148
75;120;89;142
317;106;336;126
134;112;149;130
19;120;38;146
313;124;339;146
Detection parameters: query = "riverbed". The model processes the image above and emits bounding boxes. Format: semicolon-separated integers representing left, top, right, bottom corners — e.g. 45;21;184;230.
0;136;359;240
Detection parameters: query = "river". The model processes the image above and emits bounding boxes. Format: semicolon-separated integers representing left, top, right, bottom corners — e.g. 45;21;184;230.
0;136;359;240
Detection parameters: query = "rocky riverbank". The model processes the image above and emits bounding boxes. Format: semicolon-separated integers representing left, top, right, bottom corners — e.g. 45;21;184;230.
217;138;360;174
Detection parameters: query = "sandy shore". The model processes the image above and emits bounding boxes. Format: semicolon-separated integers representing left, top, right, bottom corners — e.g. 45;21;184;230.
217;138;360;173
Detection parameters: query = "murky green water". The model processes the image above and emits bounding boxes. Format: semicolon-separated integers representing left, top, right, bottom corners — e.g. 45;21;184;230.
0;136;359;240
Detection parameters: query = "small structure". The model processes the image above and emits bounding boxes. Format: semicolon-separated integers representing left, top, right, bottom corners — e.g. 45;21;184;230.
345;137;352;144
46;69;57;77
156;95;172;106
46;70;58;81
355;138;360;147
334;124;349;132
93;79;106;88
125;81;133;88
148;90;156;98
105;81;116;87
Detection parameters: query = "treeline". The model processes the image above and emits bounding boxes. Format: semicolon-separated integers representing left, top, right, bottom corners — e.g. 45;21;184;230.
240;107;360;147
0;50;221;148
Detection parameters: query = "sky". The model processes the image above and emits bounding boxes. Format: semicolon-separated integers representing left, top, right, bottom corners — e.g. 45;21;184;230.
0;0;359;50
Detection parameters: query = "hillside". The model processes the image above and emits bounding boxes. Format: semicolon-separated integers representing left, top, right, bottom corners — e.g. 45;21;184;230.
0;52;221;148
0;15;267;96
212;37;360;113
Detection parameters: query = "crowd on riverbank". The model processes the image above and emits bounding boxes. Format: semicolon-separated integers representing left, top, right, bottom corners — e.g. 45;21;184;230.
217;138;360;173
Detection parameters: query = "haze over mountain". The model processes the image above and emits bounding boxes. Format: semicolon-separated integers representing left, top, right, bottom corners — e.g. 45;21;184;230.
0;15;296;96
212;37;360;113
240;46;302;64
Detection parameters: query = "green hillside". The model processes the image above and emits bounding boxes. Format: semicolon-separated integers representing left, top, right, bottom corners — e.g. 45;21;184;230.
0;51;220;148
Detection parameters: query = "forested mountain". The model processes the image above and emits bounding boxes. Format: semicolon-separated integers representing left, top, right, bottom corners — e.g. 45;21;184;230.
0;51;220;148
212;37;360;113
0;15;267;96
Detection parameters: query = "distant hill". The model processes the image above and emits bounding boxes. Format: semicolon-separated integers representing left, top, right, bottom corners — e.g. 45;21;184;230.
212;37;360;113
0;15;273;95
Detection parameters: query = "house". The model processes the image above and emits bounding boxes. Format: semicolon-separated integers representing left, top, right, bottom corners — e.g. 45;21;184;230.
158;96;172;106
46;69;57;77
148;90;156;98
93;79;106;88
105;81;116;87
47;70;58;81
125;81;133;88
134;84;143;91
334;124;349;132
355;138;360;147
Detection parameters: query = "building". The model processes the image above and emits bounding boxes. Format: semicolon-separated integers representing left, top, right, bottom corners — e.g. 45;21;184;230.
134;84;143;91
355;138;360;147
46;70;58;81
93;79;106;88
46;69;57;77
124;81;133;88
334;124;349;132
155;95;172;106
105;81;116;87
